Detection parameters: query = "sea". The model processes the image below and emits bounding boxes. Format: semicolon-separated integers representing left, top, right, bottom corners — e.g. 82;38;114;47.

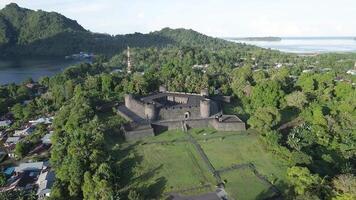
229;37;356;54
0;58;84;85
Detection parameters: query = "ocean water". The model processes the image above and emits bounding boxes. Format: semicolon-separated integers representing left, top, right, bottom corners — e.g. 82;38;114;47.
229;37;356;53
0;58;81;85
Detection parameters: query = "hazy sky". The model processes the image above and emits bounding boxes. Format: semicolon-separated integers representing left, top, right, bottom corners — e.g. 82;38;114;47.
1;0;355;37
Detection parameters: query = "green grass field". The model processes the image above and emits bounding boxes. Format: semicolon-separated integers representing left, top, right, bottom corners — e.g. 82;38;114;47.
221;169;276;200
197;133;288;182
108;128;289;199
112;140;216;197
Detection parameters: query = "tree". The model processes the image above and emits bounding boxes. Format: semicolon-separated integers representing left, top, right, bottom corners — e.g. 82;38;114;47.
287;123;315;151
11;103;24;120
248;107;281;131
15;141;31;158
250;80;285;110
285;91;308;109
297;73;316;94
287;166;321;196
128;190;143;200
0;172;6;187
332;174;356;199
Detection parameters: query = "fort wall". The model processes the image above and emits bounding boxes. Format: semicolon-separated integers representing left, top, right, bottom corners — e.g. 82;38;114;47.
159;106;201;120
124;128;155;140
124;94;145;118
210;119;246;131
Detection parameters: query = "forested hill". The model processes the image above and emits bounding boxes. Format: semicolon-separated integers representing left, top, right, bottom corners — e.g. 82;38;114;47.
0;3;246;57
152;28;234;48
0;3;85;45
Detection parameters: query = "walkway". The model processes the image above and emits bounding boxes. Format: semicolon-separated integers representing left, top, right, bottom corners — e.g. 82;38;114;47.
182;121;222;183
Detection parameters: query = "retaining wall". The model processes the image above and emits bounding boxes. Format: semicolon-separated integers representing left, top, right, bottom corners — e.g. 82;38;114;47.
211;119;246;131
124;127;154;140
159;106;201;120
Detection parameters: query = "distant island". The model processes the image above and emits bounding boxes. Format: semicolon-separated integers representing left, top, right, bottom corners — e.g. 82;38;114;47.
227;37;282;41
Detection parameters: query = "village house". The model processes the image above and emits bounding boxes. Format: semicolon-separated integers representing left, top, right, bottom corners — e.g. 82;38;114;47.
0;120;12;127
36;170;55;199
14;161;47;173
41;131;53;145
14;126;35;137
5;136;21;147
0;161;52;193
29;117;53;126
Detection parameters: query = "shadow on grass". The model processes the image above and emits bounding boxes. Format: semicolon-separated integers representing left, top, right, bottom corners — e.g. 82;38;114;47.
109;142;167;199
255;180;290;200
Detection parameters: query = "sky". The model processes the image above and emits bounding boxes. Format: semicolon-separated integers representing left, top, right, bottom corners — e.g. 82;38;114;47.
0;0;355;37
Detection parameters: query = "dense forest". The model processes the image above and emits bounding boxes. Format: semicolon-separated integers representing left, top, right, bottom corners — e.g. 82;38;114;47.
0;4;251;57
0;3;355;200
1;42;355;199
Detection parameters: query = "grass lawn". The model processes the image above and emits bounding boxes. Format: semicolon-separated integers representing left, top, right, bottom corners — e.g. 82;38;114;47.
198;132;289;192
106;126;289;199
114;142;216;198
221;169;276;200
142;129;188;143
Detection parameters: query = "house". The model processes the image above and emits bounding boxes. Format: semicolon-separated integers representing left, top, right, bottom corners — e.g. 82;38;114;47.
111;69;124;74
23;100;32;105
14;162;46;173
192;64;209;73
14;126;35;137
15;170;40;190
346;69;356;75
0;120;12;127
275;63;283;68
5;137;21;147
29;117;53;126
36;170;55;199
4;137;19;158
41;131;53;145
302;69;314;73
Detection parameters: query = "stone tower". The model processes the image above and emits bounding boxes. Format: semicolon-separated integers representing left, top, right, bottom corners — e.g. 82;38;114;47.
200;88;209;97
127;46;132;74
200;99;211;118
124;94;133;109
145;103;157;121
159;85;167;93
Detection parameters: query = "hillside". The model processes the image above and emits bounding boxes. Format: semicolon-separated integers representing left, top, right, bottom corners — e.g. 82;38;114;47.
0;3;85;46
0;4;245;57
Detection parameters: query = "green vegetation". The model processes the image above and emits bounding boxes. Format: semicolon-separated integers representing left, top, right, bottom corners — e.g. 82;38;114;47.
116;142;215;196
105;130;289;199
0;4;355;200
221;169;275;200
198;133;288;179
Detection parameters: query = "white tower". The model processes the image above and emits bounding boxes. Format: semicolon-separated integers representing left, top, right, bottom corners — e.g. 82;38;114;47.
127;46;132;74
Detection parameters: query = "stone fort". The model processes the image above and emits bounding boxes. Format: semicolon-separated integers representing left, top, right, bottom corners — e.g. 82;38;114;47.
117;86;246;140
